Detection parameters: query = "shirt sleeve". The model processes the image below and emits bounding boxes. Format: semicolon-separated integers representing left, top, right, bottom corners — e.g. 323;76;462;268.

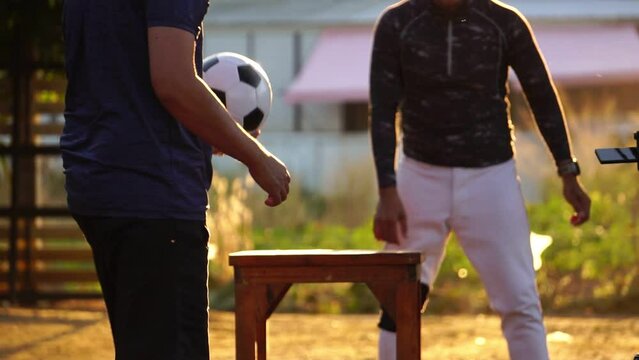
369;9;404;188
506;9;573;165
146;0;209;37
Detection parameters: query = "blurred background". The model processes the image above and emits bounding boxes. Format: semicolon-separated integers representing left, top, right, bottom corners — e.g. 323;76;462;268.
1;0;639;317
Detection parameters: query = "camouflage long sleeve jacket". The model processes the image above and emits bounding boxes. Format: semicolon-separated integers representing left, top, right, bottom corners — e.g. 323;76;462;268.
369;0;573;188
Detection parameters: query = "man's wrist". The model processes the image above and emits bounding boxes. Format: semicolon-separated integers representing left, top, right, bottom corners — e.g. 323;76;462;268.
240;141;268;170
378;186;398;198
557;158;580;176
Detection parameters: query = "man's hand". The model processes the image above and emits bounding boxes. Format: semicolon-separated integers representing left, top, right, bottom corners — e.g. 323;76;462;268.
373;187;407;244
561;175;591;226
247;150;290;207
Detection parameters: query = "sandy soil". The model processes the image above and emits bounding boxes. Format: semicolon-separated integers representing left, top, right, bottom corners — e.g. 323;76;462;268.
1;304;638;360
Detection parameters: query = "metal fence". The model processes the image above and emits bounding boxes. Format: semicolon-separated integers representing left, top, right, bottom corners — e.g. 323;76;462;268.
0;71;100;303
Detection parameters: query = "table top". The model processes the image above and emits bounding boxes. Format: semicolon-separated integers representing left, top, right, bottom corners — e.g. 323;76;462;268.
228;249;423;267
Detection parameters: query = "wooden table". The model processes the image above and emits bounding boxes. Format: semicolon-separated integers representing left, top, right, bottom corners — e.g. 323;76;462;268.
229;249;423;360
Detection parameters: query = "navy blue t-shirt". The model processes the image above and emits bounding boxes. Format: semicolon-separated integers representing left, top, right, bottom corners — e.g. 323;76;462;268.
61;0;212;220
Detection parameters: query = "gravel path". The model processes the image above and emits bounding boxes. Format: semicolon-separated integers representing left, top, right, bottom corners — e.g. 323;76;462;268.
1;306;638;359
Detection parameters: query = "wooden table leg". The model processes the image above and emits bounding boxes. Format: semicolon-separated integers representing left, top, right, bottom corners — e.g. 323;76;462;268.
254;283;291;360
255;285;268;360
256;316;267;360
235;282;257;360
396;280;421;360
229;251;423;360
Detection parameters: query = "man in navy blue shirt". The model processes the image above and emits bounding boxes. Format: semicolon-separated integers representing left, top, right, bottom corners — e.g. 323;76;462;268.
62;1;290;358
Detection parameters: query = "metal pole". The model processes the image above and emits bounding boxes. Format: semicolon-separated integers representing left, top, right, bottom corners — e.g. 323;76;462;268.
292;31;303;132
635;131;639;171
8;20;22;304
8;3;37;303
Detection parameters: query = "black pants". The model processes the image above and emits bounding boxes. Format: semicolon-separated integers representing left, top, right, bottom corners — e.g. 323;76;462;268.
74;215;210;360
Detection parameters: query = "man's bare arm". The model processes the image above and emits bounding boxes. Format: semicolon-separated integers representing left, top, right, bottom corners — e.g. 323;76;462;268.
148;26;290;206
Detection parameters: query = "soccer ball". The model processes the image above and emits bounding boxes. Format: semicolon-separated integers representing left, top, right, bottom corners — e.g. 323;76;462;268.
202;52;273;132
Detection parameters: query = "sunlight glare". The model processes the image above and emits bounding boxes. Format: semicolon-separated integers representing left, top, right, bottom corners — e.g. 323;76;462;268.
474;337;487;346
547;331;573;343
530;232;553;271
208;243;218;261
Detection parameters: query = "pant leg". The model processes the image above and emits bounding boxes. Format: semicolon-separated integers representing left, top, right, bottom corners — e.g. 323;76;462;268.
378;157;453;360
73;215;119;341
394;157;454;286
74;216;210;360
450;160;549;360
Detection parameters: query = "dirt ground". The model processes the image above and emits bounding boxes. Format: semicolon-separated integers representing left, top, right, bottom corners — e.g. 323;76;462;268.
1;302;638;360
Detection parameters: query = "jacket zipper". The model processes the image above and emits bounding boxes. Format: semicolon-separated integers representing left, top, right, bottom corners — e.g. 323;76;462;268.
447;20;453;76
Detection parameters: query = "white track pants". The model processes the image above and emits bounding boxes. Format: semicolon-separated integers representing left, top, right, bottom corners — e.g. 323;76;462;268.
380;157;549;360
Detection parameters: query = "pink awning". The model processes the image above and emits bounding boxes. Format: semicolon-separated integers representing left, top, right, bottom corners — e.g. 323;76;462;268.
285;27;373;104
515;24;639;87
285;25;639;104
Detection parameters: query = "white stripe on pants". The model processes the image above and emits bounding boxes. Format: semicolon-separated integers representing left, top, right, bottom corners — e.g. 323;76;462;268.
382;157;549;360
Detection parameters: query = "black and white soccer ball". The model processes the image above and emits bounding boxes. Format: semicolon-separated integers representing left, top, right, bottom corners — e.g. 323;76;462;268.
202;52;273;132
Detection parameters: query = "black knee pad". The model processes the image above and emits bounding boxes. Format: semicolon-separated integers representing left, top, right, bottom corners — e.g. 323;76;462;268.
377;283;429;332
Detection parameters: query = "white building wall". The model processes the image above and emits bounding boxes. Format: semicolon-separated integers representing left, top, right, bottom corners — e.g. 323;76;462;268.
203;30;249;57
211;133;376;195
300;103;343;132
297;31;344;132
203;22;368;194
203;28;296;132
253;30;296;132
203;25;347;134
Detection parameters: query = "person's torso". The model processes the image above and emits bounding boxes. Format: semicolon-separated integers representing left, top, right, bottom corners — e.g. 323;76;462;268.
390;0;518;167
61;0;212;220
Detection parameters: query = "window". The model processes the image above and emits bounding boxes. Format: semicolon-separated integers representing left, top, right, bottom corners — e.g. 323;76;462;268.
342;103;369;132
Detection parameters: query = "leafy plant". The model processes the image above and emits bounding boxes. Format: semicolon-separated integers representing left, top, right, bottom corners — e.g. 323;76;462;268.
530;165;639;313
